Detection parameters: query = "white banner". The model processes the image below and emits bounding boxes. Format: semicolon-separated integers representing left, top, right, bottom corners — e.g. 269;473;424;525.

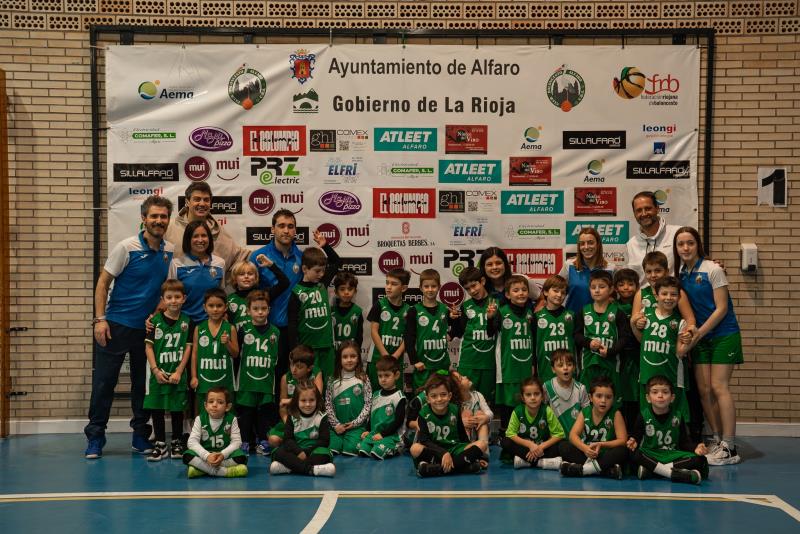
106;44;699;306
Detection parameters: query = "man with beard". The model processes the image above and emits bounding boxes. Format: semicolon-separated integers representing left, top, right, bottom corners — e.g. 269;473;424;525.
85;196;175;459
626;191;681;285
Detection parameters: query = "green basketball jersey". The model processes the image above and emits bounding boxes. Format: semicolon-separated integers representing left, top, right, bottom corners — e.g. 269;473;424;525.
639;308;685;388
414;302;450;371
458;298;496;370
495;304;534;383
291;411;326;450
293;283;334;348
370;298;409;361
581;405;617;445
639;404;696;463
617;302;633;317
512;404;550;444
418;402;461;448
198;411;237;452
332;303;363;349
329;375;367;424
640;286;656;310
285;367;321;398
237;322;279;395
195;319;234;394
544;378;586;435
227;292;250;330
370;390;405;436
148;312;191;392
534;307;575;381
580;301;621;372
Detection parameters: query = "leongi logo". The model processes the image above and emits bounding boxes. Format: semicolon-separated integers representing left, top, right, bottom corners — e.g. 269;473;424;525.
248;189;275;215
378;251;404;274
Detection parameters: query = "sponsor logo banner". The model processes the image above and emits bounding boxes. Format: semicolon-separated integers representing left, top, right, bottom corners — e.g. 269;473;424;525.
566;221;629;245
246;226;309;246
626;160;690;179
178;195;242;215
503;223;561;240
500;190;564;214
373;188;436;218
439;282;465;306
505;248;562;279
438;190;465;213
509;156;552;186
318;191;363;215
250;157;301;185
371;287;424;306
248;189;275;215
563;130;626;150
309;129;336;152
339;257;372;276
450;217;487;246
315;223;341;247
113;163;179;182
464;190;498;214
243;126;306;156
189;127;233;151
378;163;435;179
444;125;488;154
574;187;617;216
184;156;211;182
374;128;437;152
438;160;501;184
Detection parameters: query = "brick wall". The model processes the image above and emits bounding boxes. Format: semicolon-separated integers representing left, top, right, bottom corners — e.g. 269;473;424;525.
1;0;798;424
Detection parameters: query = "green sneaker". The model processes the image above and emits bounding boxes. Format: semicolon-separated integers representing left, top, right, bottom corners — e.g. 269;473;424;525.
225;464;248;478
187;466;206;478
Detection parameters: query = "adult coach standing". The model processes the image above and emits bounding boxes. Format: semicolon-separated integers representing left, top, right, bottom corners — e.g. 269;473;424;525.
626;191;681;284
85;196;175;459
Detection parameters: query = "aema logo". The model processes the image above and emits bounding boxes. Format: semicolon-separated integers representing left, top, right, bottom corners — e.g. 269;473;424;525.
438;160;501;184
566;221;629;245
374;128;437;152
138;80;194;101
501;190;564;214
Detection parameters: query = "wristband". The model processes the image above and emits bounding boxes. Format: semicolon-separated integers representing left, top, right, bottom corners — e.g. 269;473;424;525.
92;316;107;325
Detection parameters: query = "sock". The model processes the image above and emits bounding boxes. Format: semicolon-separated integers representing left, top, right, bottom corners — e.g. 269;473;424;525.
712;433;721;444
582;459;600;476
188;457;227;477
653;462;673;478
722;437;736;450
538;457;562;470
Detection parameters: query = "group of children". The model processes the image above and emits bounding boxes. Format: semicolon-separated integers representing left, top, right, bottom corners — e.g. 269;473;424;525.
140;241;719;484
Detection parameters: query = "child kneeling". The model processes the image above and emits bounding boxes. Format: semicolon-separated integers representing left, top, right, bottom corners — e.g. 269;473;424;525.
410;371;488;478
183;387;248;478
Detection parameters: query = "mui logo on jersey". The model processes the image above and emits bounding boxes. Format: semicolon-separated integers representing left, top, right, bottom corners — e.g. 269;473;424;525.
374;128;437;152
566;221;629;245
289;49;315;84
501;191;564;214
627;160;690;179
438;160;501;184
250;157;300;185
563;131;626;150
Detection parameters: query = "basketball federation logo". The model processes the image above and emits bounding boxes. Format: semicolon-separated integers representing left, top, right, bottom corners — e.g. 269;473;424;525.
613;67;646;99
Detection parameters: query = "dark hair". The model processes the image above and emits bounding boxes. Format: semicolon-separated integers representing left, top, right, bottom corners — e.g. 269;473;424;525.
206;386;232;404
386;268;411;286
479;247;512;287
184;181;212;201
550;349;575;367
418;268;441;287
333;340;366;382
643;251;669;270
141;195;173;218
631;190;657;209
504;274;529;293
182;220;214;256
575;227;607;271
646;375;674;393
289;344;315;367
375;355;400;374
520;376;543;395
673;226;706;277
302;247;327;269
333;270;358;290
613;268;639;288
288;379;323;417
246;289;270;307
421;370;464;403
271;208;296;227
458;266;484;287
654;275;681;295
542;274;567;293
589;375;615;395
203;287;227;305
161;278;185;296
589;270;613;287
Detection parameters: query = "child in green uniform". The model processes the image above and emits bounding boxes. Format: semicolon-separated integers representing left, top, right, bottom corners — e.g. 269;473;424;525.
145;279;194;461
190;288;239;415
627;376;709;484
487;274;535;430
560;376;628;479
227;257;290;331
183;387;248;478
235;290;279;456
268;345;323;450
613;268;641;429
270;380;336;477
331;271;364;352
325;341;372;456
287;230;341;382
501;377;565;470
574;271;632;405
410;371;488;478
406;269;451;391
449;266;496;405
543;349;590;436
454;371;492;447
534;274;575;382
367;268;410;390
631;276;692;422
357;356;407;459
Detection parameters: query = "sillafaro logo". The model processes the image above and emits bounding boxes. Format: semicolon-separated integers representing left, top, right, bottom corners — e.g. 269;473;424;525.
612;67;647;99
501;190;564;214
566;221;629;245
374;128;437;152
438;160;501;184
563;131;626;150
138;80;194;101
546;65;585;112
626;160;690;179
113;163;179;182
228;65;267;110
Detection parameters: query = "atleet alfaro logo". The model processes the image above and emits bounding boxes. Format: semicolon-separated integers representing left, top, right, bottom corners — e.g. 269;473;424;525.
228;65;267;110
374;128;437;152
500;190;564;214
438;160;501;184
546;65;585;112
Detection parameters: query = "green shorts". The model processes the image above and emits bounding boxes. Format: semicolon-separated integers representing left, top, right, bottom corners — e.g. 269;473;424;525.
268;421;285;440
495;382;520;407
143;389;187;412
235;391;274;408
693;332;743;365
457;366;495;405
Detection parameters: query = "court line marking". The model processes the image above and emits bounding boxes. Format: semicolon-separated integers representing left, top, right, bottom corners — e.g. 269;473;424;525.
300;491;338;534
0;490;797;523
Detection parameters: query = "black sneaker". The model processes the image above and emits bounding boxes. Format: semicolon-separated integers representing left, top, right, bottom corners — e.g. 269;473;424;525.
637;465;652;480
464;461;482;474
170;439;184;459
147;441;168;462
606;464;623;480
559;462;583;477
672;468;702;485
416;461;444;478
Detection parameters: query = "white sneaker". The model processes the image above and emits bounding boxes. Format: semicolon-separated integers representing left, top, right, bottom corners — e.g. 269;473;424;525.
313;463;336;477
707;441;741;466
513;456;530;469
705;441;722;458
538;456;562;470
269;461;292;475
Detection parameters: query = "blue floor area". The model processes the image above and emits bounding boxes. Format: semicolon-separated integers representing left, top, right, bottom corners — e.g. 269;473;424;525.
1;434;798;533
